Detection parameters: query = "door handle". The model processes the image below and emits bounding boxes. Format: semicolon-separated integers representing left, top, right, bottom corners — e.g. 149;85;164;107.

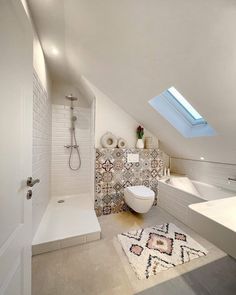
26;190;33;200
27;177;40;187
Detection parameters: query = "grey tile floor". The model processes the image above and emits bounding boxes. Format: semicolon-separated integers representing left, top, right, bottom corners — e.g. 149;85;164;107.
32;206;236;295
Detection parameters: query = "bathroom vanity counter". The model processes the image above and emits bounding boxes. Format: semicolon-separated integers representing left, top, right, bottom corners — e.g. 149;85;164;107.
189;196;236;258
189;196;236;232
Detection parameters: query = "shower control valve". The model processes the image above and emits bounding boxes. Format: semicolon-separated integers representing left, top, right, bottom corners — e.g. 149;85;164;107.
64;145;79;148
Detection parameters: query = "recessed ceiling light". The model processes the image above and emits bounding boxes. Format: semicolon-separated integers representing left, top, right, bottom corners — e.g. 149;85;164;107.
51;47;59;56
200;156;205;160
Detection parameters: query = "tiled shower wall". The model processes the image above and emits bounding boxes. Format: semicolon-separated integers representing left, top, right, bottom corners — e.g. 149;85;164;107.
32;71;52;236
95;148;164;216
171;157;236;192
51;105;93;196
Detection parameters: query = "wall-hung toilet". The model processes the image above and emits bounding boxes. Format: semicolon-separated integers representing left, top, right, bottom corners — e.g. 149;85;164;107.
124;185;155;213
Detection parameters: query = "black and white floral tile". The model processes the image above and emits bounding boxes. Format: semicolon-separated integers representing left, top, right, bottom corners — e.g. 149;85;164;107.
95;148;164;216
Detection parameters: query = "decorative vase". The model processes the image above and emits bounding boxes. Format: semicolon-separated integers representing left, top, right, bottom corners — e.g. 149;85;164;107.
136;138;144;149
145;137;153;149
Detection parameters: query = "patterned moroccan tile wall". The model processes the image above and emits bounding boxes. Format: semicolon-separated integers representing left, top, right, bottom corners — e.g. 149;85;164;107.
95;148;164;216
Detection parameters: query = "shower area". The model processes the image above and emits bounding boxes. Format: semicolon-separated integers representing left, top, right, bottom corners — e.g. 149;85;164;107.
32;82;101;255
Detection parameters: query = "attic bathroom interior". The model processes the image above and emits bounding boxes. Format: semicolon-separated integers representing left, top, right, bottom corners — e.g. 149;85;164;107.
1;1;236;295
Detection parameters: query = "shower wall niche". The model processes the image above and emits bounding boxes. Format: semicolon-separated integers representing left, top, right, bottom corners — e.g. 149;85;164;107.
51;83;94;202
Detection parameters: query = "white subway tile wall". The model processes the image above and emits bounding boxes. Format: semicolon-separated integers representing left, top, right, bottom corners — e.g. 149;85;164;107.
171;158;236;192
51;104;93;196
32;71;52;236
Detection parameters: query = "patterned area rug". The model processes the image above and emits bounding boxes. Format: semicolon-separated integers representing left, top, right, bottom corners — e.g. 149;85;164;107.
118;223;208;279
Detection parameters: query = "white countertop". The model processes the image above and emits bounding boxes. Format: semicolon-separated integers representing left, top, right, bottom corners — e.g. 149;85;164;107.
189;196;236;233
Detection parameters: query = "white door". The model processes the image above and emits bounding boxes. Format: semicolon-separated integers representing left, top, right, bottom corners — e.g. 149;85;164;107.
0;0;33;294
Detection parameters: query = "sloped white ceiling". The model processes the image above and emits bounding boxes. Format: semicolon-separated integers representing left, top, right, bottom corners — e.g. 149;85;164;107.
28;0;236;164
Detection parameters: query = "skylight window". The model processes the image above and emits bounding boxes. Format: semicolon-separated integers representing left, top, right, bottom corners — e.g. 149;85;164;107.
149;87;216;138
168;87;203;120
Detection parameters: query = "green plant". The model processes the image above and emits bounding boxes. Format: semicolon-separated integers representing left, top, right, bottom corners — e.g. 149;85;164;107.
137;125;144;139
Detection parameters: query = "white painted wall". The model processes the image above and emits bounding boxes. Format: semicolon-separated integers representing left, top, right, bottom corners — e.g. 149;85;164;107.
52;81;90;108
21;0;50;92
85;80;159;149
28;0;236;164
33;33;50;92
171;158;236;192
20;0;30;17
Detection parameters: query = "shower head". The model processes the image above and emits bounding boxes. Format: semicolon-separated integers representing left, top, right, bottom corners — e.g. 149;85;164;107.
65;94;78;101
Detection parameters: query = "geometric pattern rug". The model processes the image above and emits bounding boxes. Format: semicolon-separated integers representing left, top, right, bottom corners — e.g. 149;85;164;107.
117;223;208;279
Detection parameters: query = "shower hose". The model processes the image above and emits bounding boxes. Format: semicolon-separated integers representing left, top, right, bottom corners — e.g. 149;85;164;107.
68;127;81;171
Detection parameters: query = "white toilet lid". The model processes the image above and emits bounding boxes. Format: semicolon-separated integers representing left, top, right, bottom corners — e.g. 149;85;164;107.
125;185;155;200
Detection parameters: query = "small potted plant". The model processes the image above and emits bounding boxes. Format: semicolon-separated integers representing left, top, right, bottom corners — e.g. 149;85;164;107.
136;125;144;148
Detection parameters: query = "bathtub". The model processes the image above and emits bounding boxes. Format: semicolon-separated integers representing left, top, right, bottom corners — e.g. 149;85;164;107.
158;175;235;225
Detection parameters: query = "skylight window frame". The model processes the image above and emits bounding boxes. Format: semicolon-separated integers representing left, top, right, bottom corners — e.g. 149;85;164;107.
165;89;207;127
148;87;217;138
